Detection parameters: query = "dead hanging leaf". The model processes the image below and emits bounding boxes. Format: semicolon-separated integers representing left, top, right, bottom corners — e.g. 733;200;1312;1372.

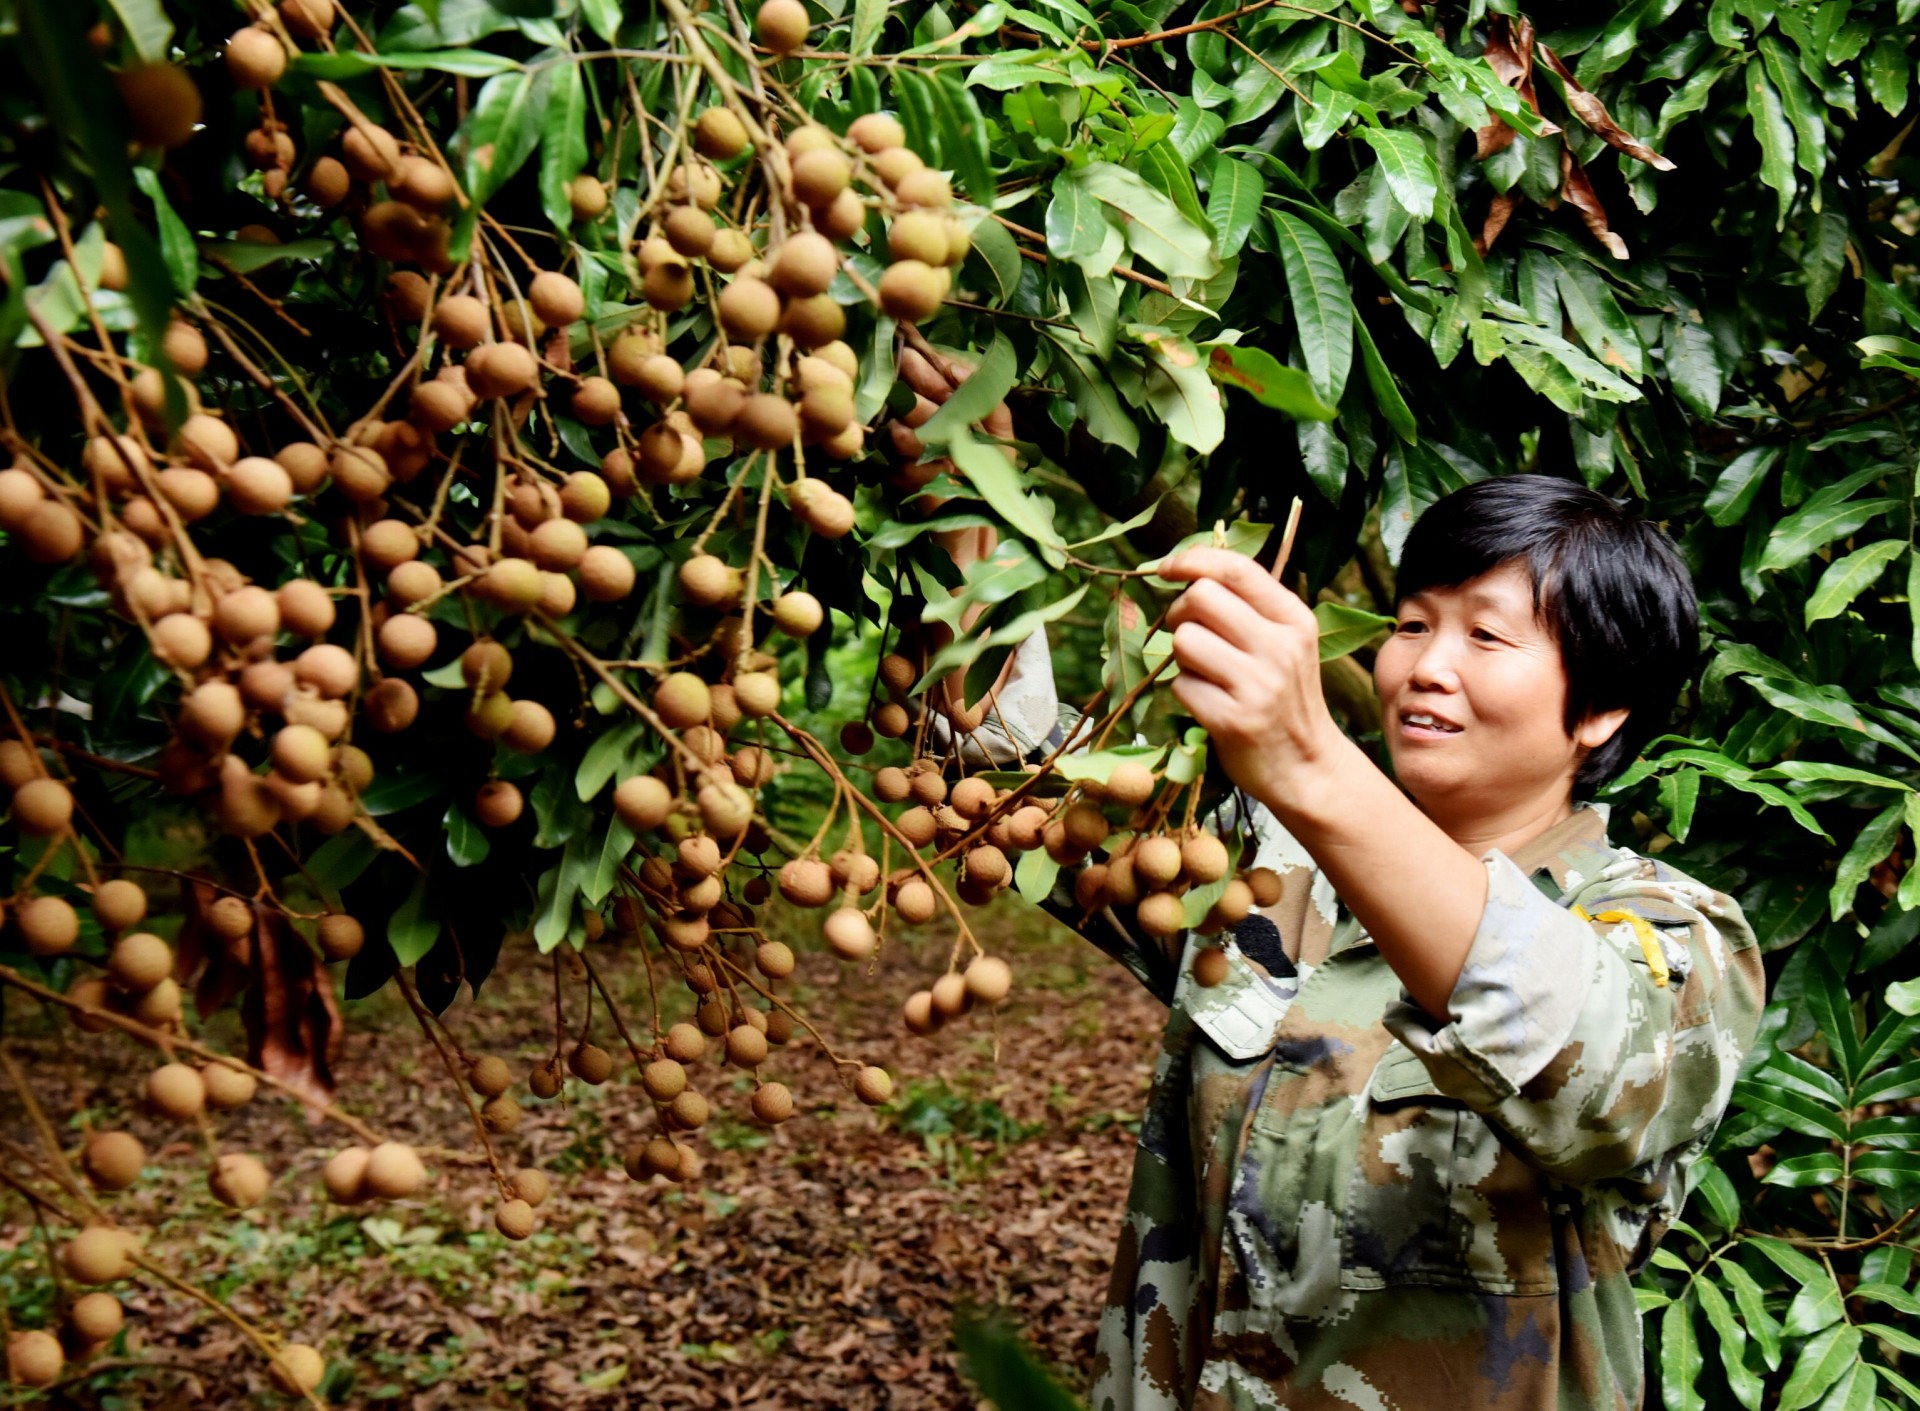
242;904;342;1111
1477;191;1522;256
1476;15;1562;159
1560;147;1630;260
182;881;251;1020
1537;44;1677;172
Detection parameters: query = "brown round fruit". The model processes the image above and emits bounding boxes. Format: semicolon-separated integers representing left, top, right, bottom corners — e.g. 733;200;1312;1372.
655;672;711;728
67;1292;124;1344
270;1344;326;1397
202;1062;258;1111
853;1066;893;1105
849;112;906;152
694;107;750;160
210;1152;271;1209
8;1330;63;1388
92;878;148;932
756;0;809;53
772;232;838;298
474;780;524;828
878;260;945;323
148;1063;206;1119
117;64;202;150
363;1141;425;1200
83;1131;146;1191
529;271;585;327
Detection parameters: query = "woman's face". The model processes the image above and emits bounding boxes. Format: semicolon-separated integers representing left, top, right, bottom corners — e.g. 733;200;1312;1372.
1373;560;1626;825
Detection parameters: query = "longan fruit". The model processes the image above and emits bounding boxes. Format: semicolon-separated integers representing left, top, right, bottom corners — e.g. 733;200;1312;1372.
502;699;556;754
21;501;85;564
965;954;1013;1005
756;939;796;979
322;1147;370;1204
67;1292;124;1344
796;485;855;538
757;0;809;52
274;578;335;638
145;614;210;671
879;259;946;323
508;1169;550;1207
203;1062;258;1111
873;766;910;802
965;844;1011;890
1193;946;1231;988
772;232;838;298
778;857;834;907
393;155;456;211
931;971;972;1019
698;779;753;837
461;641;515;692
529;271;585;327
1182;833;1231;885
475;780;524;827
92;879;148;932
823;907;876;961
363;1141;425;1199
840;720;875;755
12;777;72;836
897;806;937;848
1136;890;1186;940
751;1082;795;1124
164;318;210;374
726;1024;769;1068
1103;761;1156;809
718;276;782;341
469;1055;512;1098
108;931;172;989
341;120;399;182
643;1058;688;1102
613;775;671;833
316;913;364;962
148;1063;206;1119
432;295;489;350
0;467;45;528
665;1022;708;1062
578;545;635;603
226;25;287;88
131;976;183;1026
363;678;419;733
387;560;442;607
83;1131;146;1191
466;342;540;400
269;1343;326;1396
655;672;711;729
664;204;716;259
569;173;609;221
495;1198;536;1240
643;256;695;310
375;614;436;672
117;64;203;149
226;455;294;514
1134;835;1183;888
1245;866;1283;907
568;1043;614;1084
210;1152;271;1209
780;293;847;349
708;228;756;273
895;167;953;209
893;878;936;924
303;155;350;208
694;107;750;159
179;680;250;747
667;1089;709;1129
63;1227;136;1285
889;210;951;267
329;444;390;502
466;692;513;741
18;896;78;957
735;393;801;451
849;112;905;152
7;1330;63;1387
853;1066;893;1105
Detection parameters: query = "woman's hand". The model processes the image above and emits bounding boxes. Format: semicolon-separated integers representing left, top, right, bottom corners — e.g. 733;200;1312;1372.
1160;549;1343;808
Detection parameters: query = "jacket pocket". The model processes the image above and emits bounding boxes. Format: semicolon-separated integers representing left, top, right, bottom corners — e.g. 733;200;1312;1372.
1339;1047;1560;1296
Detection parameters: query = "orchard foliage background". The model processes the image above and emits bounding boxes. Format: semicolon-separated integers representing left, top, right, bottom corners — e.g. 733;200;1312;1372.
0;0;1918;1402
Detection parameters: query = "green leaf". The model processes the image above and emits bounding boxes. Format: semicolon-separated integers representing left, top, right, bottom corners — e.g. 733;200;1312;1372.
1747;64;1799;231
1865;33;1911;115
1695;1278;1765;1411
1665;314;1723;416
1044;330;1138;452
1805;211;1850;318
1014;844;1061;902
1814;1363;1877;1411
1057;162;1220;280
576;718;645;801
1831;799;1905;920
919;540;1049;627
1889;978;1920;1016
1852;1150;1920;1186
1136;327;1226;453
954;1310;1085;1411
1555;262;1643;379
532;836;592;951
1720;1260;1784;1371
1062;260;1120;358
967;215;1025;308
1204;153;1265;259
291;48;523;78
1690;1161;1740;1231
1045;177;1121;273
1659;767;1701;843
444;806;491;868
947;432;1068;564
916;331;1017;446
201;238;333;275
102;0;172;62
1809;540;1907;626
583;817;636;907
1778;1324;1862;1411
852;0;886;54
931;70;995;206
1731;1079;1849;1141
579;0;621;42
462;67;551;207
1704;447;1779;527
1314;602;1394;660
130;167;196;294
1758;37;1826;191
916;585;1090;687
1741;676;1920;763
1358;126;1438;219
1354;311;1417;443
1761;1152;1845;1187
1269;212;1353;405
386;876;440;967
539;61;588;235
1783;1274;1848;1341
1661;1294;1704;1411
1203;342;1335;420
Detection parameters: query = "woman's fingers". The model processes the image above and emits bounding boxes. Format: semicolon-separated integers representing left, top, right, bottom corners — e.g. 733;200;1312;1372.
888;419;925;460
1158;548;1313;628
1167;576;1288;655
900;347;971;404
1169;621;1247;692
1170;671;1237;731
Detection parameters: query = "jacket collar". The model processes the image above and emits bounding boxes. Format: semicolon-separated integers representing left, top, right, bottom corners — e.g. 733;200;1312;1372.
1507;802;1614;898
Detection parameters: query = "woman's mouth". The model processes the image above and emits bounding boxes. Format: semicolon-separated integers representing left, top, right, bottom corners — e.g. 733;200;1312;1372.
1399;710;1463;739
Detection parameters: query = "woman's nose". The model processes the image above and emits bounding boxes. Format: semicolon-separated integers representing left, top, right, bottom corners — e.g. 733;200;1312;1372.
1405;633;1463;692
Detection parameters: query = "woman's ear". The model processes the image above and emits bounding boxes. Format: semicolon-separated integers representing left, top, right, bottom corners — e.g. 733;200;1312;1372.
1574;707;1630;751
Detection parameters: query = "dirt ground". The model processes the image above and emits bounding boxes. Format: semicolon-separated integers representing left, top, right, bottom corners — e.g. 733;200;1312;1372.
2;899;1167;1409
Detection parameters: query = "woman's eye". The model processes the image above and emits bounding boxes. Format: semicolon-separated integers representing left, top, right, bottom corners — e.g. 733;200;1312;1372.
1394;620;1426;635
1471;627;1500;642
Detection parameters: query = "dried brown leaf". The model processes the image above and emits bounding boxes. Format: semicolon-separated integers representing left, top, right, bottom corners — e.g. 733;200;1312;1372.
1560;147;1630;260
1477;191;1523;256
1537;43;1677;171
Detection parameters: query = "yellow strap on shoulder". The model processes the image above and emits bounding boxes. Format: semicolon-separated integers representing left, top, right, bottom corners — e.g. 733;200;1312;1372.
1572;905;1670;988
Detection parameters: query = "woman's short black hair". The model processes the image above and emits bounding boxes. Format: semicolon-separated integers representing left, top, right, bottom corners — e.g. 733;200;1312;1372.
1394;474;1698;793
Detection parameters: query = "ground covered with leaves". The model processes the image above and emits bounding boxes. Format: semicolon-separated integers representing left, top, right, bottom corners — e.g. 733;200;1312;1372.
3;901;1161;1409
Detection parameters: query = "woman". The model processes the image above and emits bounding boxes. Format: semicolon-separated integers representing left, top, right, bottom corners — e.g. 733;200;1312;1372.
898;362;1766;1410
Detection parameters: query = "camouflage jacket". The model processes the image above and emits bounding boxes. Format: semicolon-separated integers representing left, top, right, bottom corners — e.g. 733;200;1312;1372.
1061;804;1766;1411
